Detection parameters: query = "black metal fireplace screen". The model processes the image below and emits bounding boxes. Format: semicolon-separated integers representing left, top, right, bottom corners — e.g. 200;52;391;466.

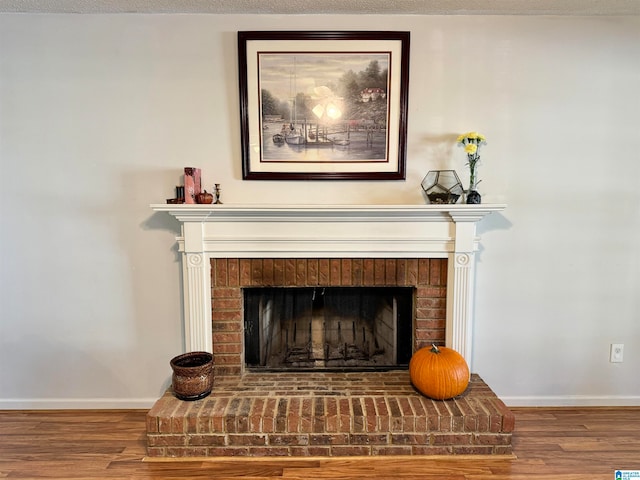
244;287;413;371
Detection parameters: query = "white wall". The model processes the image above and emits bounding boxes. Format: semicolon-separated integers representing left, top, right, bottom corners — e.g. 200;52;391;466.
1;13;638;408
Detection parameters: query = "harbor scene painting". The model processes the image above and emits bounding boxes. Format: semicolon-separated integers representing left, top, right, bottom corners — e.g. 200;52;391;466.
259;53;390;163
239;31;409;180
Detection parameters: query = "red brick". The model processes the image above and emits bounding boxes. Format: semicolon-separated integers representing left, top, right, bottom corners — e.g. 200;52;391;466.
291;446;330;456
493;445;514;455
341;259;353;285
262;259;274;285
385;259;396;284
171;401;191;433
363;397;377;432
415;330;445;342
352;259;363;285
453;445;494;455
214;354;242;365
475;433;512;445
207;447;250;456
249;398;265;432
362;259;374;285
250;259;263;285
309;433;349;445
338;398;351;433
213;259;228;287
212;332;242;344
185;402;203;433
418;259;430;285
330;259;341;285
350;433;389;445
212;287;241;298
236;398;252;433
227;434;267;446
412;445;453;455
396;258;413;287
276;398;288;433
167;446;208;457
318;259;330;284
351;397;365;433
432;433;473;445
294;260;306;286
416;296;446;308
299;398;313;433
284;259;296;285
492;399;516;432
287;397;301;433
373;445;413;455
390;433;429;445
248;446;290;456
415;318;445;330
239;259;252;285
212;310;242;322
406;259;419;285
148;434;187;446
268;434;309;446
145;446;166;457
331;445;371;456
212;297;242;310
429;259;442;286
421;399;441;431
374;259;385;285
273;259;285;285
307;259;319;285
262;398;277;433
187;434;226;446
226;259;239;286
325;397;338;433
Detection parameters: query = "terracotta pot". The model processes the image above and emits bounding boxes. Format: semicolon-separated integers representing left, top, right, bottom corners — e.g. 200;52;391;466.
170;351;213;401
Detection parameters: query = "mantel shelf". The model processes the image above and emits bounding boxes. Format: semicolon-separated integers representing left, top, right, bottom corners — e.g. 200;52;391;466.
151;203;506;223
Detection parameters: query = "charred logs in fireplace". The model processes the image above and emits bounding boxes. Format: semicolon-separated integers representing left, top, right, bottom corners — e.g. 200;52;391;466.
244;287;413;371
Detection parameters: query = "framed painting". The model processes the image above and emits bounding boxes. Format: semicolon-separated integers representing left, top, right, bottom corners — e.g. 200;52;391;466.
238;31;410;180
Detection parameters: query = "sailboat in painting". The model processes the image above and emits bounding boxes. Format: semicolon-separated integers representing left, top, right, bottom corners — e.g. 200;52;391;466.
284;58;305;146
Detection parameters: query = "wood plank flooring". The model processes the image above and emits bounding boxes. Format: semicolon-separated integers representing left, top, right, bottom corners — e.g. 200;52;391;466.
1;407;639;479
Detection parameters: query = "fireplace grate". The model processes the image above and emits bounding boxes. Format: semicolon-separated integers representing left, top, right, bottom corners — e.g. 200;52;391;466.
244;287;413;372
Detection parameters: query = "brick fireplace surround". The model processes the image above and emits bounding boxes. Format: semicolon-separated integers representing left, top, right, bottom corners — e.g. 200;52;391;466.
148;204;510;457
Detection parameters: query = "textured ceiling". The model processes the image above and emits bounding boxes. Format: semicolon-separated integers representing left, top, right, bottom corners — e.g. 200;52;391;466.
2;0;640;15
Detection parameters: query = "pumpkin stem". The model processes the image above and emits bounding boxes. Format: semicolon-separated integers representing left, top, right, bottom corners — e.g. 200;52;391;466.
430;344;441;354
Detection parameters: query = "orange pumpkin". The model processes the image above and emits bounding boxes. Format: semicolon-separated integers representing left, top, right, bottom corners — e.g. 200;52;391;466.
409;344;470;400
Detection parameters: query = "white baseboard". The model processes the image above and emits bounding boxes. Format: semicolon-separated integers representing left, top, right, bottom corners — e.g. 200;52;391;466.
2;396;639;410
0;398;158;410
502;395;640;407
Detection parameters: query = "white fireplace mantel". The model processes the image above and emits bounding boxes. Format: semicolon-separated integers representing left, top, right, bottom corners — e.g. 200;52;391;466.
151;203;505;369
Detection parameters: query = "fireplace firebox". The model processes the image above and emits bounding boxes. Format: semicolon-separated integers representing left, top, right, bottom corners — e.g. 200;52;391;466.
244;287;413;371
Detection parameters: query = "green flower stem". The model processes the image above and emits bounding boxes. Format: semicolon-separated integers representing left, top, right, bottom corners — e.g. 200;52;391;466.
467;154;480;191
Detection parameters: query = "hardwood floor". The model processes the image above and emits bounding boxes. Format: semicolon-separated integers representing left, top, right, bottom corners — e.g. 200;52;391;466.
1;407;639;479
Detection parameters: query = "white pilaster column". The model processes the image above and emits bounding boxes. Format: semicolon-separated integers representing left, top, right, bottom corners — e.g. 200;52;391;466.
446;252;475;365
446;218;478;370
181;223;212;353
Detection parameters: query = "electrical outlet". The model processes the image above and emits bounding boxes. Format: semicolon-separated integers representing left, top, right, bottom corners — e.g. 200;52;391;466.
610;344;624;363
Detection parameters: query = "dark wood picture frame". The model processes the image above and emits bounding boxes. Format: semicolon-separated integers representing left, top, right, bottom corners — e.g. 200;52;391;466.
238;31;410;180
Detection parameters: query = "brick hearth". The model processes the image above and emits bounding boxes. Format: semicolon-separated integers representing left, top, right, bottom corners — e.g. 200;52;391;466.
146;373;514;457
146;256;514;457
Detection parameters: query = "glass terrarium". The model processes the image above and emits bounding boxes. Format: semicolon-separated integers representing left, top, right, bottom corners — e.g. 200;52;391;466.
421;170;464;204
